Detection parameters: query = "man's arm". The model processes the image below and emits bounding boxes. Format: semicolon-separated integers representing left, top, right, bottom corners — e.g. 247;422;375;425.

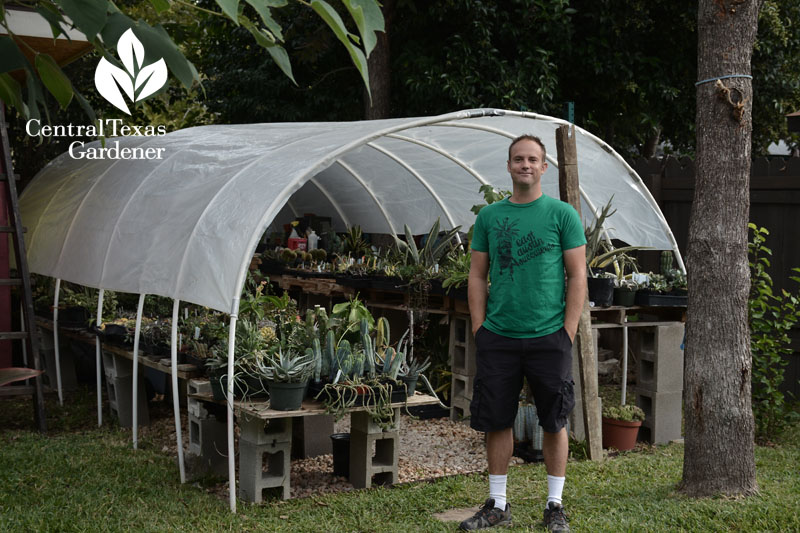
468;250;490;337
563;245;587;342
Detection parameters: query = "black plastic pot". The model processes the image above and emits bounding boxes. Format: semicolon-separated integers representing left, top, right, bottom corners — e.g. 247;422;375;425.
330;433;350;478
587;277;614;307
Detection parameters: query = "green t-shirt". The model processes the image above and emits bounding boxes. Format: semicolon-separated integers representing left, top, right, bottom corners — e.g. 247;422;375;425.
471;194;586;338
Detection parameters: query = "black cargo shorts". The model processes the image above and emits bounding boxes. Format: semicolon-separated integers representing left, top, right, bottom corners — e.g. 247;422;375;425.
468;325;575;434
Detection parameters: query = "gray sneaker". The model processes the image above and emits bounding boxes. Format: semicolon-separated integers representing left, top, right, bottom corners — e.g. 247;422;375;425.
458;498;512;530
543;502;570;532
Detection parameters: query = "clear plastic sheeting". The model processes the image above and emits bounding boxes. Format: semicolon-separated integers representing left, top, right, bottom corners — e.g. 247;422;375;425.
19;109;679;313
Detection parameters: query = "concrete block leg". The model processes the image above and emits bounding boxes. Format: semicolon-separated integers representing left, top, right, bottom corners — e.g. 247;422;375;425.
349;409;400;489
186;398;228;479
635;389;682;444
238;416;293;502
450;395;471;422
349;430;399;489
238;440;291;502
105;375;150;428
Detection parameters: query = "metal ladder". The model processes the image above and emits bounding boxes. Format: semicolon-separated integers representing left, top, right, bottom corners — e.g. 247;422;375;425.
0;104;46;431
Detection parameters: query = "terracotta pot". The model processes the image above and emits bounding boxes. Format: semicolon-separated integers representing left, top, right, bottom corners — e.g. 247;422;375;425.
601;416;642;451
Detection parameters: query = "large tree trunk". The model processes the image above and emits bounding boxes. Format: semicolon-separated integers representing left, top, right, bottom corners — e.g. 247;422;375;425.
364;0;394;119
681;0;760;497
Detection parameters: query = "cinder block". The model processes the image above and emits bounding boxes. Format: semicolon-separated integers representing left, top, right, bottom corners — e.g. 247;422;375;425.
187;413;228;478
449;314;477;376
238;440;291;501
106;375;149;428
239;415;291;445
451;372;474;402
351;409;401;434
635;389;682;445
41;345;79;391
188;379;212;396
291;415;334;458
636;323;685;393
102;350;133;379
450;394;471;422
349;429;399;489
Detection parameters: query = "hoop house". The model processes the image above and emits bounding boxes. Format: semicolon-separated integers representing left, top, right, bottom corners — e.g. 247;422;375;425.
19;108;683;511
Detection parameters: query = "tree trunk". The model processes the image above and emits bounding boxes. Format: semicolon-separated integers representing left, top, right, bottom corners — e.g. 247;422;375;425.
364;0;394;119
681;0;759;497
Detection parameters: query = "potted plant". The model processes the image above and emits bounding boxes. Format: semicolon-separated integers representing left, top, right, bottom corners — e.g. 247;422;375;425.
585;199;645;307
601;404;646;451
256;347;314;410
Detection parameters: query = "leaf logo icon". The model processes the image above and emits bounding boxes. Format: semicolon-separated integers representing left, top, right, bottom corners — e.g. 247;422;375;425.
94;29;168;115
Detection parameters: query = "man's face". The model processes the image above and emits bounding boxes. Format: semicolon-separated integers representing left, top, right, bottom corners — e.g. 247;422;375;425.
507;139;548;189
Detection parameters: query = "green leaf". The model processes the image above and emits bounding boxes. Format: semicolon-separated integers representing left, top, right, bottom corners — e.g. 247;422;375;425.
35;2;68;39
265;44;294;83
215;0;241;23
0;37;32;74
148;0;172;14
342;0;385;56
35;53;73;109
245;0;284;40
310;0;370;95
0;73;26;116
55;0;107;41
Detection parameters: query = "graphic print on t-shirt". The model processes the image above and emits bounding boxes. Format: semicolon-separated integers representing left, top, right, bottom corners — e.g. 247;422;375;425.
494;216;520;280
494;216;557;282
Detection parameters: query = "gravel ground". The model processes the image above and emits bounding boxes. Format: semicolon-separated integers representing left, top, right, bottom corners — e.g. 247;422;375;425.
138;401;525;500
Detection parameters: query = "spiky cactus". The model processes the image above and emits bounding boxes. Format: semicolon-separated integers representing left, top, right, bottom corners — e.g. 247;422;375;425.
323;330;335;377
310;338;323;381
360;318;376;378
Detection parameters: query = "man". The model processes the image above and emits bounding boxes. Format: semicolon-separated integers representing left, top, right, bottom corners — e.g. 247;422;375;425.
459;135;586;531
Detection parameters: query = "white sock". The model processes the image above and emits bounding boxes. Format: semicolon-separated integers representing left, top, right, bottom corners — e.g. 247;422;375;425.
489;474;507;509
546;475;565;509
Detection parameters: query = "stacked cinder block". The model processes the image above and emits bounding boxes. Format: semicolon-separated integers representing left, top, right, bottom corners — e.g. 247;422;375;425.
238;416;292;501
634;322;685;444
449;314;477;421
349;410;399;489
101;350;149;427
186;380;227;478
37;325;78;391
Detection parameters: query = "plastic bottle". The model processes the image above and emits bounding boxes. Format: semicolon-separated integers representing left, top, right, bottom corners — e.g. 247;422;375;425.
307;230;319;250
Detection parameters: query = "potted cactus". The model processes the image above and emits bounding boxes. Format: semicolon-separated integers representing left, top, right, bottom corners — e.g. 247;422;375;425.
256;347;314;410
601;404;646;451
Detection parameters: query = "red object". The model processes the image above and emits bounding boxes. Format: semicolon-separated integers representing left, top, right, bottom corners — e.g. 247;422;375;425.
601;417;642;451
288;238;307;251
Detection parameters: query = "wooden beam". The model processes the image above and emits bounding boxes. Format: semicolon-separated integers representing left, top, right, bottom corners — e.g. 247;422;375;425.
555;124;603;461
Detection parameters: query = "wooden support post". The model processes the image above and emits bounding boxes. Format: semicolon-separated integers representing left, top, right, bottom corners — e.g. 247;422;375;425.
555;124;603;461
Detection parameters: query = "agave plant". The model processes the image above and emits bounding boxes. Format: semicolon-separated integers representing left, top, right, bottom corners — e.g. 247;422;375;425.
585;198;646;277
257;347;314;383
392;218;462;269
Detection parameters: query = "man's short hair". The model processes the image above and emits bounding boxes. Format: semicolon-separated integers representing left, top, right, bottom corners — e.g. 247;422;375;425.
508;134;547;162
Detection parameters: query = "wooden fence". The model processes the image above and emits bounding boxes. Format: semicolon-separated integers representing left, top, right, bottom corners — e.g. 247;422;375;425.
630;156;800;398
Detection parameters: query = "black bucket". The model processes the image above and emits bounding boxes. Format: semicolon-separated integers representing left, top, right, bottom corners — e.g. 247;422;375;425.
587;276;614;307
330;433;350;478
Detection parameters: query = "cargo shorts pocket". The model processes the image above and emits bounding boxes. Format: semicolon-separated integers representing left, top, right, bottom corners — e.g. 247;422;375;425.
558;379;576;420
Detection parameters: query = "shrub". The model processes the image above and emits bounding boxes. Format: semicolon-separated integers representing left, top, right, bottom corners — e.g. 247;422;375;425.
748;224;800;441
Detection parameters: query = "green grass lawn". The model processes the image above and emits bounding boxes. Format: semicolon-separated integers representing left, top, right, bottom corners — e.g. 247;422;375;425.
1;388;798;532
